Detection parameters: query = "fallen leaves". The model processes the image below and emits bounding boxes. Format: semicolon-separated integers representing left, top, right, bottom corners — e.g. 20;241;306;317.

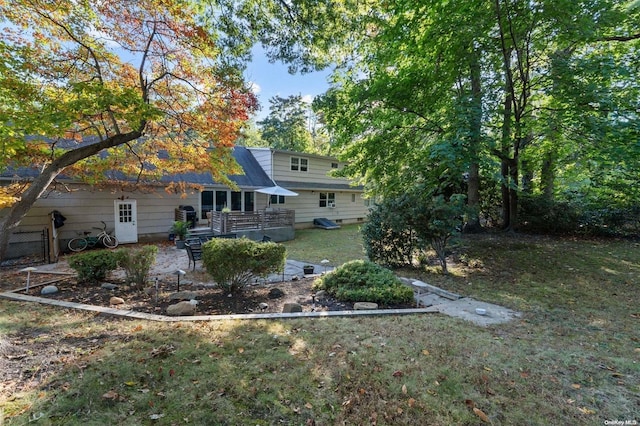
465;399;490;423
150;344;175;358
102;390;125;402
473;407;490;422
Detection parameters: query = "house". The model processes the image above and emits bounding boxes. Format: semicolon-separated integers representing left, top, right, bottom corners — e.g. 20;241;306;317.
1;146;369;260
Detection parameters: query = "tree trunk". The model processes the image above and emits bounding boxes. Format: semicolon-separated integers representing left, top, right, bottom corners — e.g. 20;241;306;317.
465;162;482;233
0;131;143;261
465;47;483;233
540;149;556;201
508;157;519;230
500;88;513;230
501;159;511;229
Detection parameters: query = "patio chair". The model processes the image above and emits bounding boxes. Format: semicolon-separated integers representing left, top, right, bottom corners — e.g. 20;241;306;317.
185;242;203;271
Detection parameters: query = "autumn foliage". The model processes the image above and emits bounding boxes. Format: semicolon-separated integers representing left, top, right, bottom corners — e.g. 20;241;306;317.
0;0;257;203
0;0;257;258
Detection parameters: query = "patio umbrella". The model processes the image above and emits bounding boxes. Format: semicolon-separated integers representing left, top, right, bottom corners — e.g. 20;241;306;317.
256;185;299;197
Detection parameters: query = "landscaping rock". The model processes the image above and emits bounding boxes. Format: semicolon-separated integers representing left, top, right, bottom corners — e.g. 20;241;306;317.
40;285;58;295
259;302;269;310
166;301;196;316
109;296;125;305
314;290;327;300
268;288;285;299
354;302;378;310
101;283;119;290
282;302;302;313
169;291;199;301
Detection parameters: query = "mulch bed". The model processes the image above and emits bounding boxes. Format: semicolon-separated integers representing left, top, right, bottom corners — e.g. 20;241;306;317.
2;272;413;316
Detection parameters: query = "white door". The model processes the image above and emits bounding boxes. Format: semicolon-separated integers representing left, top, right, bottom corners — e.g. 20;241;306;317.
114;200;138;244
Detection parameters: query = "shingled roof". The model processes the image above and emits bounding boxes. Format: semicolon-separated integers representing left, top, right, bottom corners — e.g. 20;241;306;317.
1;143;274;189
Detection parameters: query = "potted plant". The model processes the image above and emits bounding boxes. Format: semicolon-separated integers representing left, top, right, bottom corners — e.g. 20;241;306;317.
303;265;314;275
170;221;190;249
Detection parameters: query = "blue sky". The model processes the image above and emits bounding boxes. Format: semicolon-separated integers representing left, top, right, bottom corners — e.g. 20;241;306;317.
244;46;332;121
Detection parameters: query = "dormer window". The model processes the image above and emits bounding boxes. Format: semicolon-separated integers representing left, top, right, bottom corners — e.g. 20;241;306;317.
290;156;308;172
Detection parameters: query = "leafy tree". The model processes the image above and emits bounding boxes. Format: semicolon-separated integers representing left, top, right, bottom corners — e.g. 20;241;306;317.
0;0;257;260
313;0;640;231
257;95;313;152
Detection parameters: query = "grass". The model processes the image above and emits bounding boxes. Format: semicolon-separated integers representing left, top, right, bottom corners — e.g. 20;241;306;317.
1;230;639;425
281;223;367;266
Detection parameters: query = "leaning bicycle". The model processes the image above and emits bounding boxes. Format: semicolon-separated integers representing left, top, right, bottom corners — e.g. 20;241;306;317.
67;221;119;252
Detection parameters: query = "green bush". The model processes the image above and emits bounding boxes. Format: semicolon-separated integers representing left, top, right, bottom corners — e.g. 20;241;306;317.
362;192;465;273
361;199;415;268
68;250;120;284
116;245;158;289
313;260;413;306
202;238;286;293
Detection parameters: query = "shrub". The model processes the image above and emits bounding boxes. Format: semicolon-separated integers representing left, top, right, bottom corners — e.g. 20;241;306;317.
202;238;286;293
313;260;413;306
116;245;158;289
362;192;465;273
362;199;415;268
68;250;120;284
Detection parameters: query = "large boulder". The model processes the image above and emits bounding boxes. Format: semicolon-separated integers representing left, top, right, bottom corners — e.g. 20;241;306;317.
282;302;302;313
167;301;196;316
109;296;125;305
41;285;58;295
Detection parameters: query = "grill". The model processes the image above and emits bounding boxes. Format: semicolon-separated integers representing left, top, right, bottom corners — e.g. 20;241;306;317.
176;205;197;228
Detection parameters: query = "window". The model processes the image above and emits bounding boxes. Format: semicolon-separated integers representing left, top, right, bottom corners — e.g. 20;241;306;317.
351;193;356;203
319;192;335;208
215;190;227;211
290;156;308;172
201;191;214;218
331;162;339;169
245;192;255;212
270;195;285;205
231;191;242;211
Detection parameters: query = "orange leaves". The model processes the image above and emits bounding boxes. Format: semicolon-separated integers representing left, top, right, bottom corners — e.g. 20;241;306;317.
465;399;490;423
1;0;256;192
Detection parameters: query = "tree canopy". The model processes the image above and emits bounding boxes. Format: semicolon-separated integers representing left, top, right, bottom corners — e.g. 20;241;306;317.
311;0;640;231
0;0;257;259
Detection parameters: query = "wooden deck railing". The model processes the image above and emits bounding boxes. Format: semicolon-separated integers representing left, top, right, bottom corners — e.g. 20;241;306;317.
207;209;295;233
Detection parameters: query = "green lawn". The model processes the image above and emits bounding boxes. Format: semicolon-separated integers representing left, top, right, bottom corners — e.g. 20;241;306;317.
1;231;638;425
281;223;367;266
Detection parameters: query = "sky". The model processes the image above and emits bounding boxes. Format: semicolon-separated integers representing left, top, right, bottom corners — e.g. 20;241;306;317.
244;46;332;121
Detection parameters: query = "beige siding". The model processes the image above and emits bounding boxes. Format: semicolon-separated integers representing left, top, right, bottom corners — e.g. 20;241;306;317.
271;152;351;186
2;184;200;243
247;148;273;179
279;190;369;228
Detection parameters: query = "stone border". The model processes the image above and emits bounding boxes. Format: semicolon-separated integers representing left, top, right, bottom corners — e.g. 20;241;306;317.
0;291;436;321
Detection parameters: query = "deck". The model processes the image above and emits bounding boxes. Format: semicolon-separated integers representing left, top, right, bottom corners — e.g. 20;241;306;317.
207;209;295;234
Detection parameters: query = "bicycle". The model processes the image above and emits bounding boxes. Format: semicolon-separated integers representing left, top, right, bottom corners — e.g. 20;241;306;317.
67;221;119;252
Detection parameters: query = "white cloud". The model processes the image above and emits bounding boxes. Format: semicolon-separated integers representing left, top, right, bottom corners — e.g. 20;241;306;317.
249;82;262;94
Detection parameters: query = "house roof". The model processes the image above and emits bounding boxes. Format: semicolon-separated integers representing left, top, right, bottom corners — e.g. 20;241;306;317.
1;144;275;189
165;146;274;188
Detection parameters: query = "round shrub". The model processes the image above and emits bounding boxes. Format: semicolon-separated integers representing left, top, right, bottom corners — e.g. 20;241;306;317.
68;249;120;284
115;245;158;289
313;260;413;306
202;237;286;293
